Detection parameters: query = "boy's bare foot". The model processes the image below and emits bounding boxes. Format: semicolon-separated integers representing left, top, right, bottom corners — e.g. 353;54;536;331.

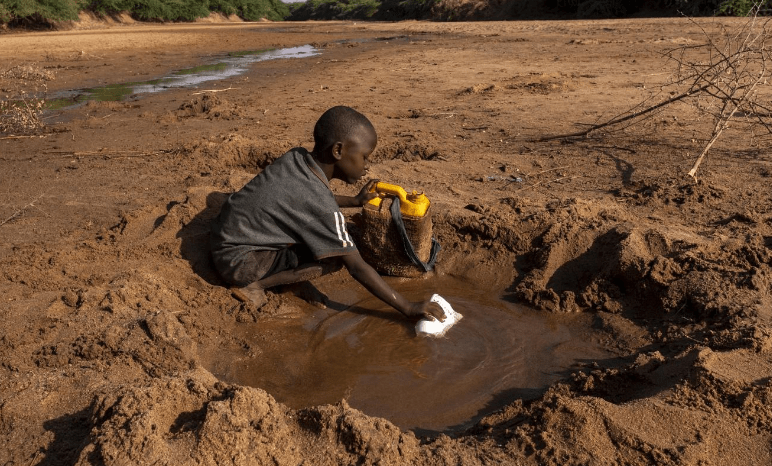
287;281;329;309
230;282;267;308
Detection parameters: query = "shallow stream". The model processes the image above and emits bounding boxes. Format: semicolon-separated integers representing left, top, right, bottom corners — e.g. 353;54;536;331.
46;45;319;109
206;275;613;434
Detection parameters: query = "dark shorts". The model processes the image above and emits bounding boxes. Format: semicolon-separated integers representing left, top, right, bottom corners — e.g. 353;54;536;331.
221;245;314;287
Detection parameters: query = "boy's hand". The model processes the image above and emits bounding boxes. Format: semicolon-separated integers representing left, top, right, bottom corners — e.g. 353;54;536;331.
354;179;380;206
335;179;380;208
406;300;446;322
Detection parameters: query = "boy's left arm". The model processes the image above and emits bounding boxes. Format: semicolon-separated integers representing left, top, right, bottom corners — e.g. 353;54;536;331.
341;252;444;321
335;179;379;208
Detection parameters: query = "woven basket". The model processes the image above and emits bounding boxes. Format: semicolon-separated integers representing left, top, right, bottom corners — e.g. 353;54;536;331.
355;197;433;278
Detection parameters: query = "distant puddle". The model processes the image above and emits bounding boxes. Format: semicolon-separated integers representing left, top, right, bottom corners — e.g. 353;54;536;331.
46;45;319;109
206;275;612;434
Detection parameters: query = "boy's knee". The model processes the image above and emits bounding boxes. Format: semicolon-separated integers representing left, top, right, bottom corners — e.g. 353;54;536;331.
319;257;344;274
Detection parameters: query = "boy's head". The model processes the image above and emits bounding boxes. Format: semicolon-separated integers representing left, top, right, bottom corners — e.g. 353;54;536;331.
313;106;377;184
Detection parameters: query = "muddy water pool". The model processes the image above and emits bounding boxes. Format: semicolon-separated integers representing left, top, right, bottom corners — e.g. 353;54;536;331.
206;275;613;434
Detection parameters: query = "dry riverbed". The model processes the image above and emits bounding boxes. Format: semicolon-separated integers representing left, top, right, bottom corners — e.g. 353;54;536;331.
1;17;772;465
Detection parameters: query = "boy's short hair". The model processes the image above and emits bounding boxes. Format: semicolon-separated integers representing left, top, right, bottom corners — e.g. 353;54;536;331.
313;106;375;151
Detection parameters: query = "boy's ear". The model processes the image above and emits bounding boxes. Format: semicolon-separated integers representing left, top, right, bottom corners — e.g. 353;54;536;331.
331;141;344;161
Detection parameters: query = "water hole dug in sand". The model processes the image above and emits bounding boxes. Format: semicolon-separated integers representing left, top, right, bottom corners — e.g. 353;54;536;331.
204;274;614;434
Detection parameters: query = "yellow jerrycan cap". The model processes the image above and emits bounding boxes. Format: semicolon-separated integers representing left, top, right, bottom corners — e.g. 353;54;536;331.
367;182;430;217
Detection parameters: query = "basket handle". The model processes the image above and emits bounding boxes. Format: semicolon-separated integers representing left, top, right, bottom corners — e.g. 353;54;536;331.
371;182;408;202
389;197;440;272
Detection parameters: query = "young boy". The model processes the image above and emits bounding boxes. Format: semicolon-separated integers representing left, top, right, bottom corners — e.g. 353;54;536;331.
210;106;444;322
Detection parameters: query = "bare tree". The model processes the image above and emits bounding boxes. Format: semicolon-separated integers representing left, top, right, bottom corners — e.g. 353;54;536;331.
540;3;772;179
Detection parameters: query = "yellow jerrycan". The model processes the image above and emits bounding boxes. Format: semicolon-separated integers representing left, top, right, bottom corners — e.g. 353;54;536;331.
365;182;431;217
354;182;440;277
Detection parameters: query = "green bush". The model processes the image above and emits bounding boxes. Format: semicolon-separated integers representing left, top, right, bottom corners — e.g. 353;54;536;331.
525;0;727;17
0;0;290;25
0;3;12;22
126;0;174;20
3;0;766;28
374;0;437;19
87;0;129;15
88;0;210;21
162;0;210;21
718;0;772;15
667;0;772;17
288;0;379;20
0;0;88;23
222;0;289;21
209;0;236;16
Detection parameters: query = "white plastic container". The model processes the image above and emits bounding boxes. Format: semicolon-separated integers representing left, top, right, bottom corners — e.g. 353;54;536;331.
415;294;463;337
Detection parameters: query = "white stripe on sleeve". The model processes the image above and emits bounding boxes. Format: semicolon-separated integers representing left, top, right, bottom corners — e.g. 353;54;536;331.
334;212;353;247
341;217;354;247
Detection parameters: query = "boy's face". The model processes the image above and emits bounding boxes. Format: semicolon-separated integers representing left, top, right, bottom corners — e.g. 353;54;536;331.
333;128;377;184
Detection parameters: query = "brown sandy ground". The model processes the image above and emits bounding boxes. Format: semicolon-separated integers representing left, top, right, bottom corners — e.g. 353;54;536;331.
1;17;772;465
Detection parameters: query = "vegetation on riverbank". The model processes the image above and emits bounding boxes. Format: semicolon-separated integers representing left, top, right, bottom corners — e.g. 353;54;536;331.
0;0;769;29
286;0;772;21
0;0;288;27
287;0;438;21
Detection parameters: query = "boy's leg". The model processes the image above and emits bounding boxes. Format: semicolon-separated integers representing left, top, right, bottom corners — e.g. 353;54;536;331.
231;249;342;306
232;263;324;305
255;260;341;288
254;261;339;308
227;250;277;307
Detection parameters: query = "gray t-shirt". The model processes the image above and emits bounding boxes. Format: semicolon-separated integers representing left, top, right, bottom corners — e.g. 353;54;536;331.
210;148;357;275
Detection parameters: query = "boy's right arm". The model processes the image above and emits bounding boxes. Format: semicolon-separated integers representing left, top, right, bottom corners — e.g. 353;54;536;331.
340;253;445;321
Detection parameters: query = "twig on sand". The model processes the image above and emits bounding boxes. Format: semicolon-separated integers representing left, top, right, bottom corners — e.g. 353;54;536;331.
521;175;581;191
527;165;568;177
191;87;239;95
534;84;710;142
43;149;163;158
430;112;456;118
0;194;44;227
27;450;41;466
0;135;47;140
73;50;106;61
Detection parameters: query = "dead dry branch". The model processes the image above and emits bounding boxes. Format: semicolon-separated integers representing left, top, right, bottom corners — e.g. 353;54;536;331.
191;86;239;95
539;3;772;179
43;149;165;158
0;195;44;227
0;135;46;140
